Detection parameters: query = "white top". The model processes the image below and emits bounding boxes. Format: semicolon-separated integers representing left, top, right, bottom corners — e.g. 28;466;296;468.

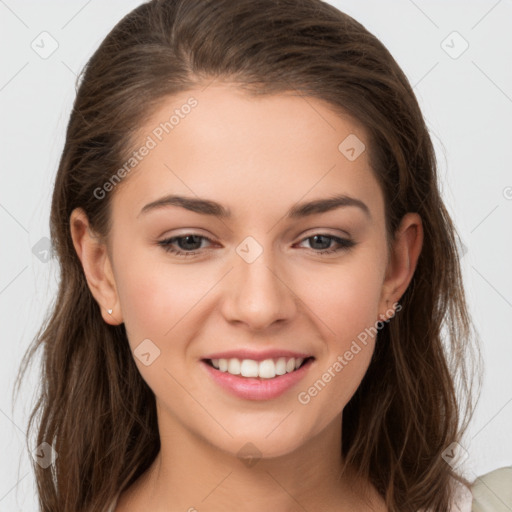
471;466;512;512
105;466;512;512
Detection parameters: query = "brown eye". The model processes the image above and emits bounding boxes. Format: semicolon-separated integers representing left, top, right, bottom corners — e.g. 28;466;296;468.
158;234;212;256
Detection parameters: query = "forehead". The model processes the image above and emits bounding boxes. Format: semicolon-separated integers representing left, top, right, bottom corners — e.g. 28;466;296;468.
112;83;384;224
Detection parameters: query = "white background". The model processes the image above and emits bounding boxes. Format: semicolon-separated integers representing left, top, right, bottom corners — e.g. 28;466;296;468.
1;0;511;509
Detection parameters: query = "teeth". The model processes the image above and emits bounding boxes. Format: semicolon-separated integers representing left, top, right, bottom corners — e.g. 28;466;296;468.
210;357;308;379
240;359;259;377
228;358;241;375
275;357;287;375
258;359;275;379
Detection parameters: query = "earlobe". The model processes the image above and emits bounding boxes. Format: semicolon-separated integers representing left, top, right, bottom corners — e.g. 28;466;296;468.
379;212;423;319
69;208;123;325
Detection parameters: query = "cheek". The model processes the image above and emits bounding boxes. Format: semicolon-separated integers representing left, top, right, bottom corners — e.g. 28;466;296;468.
116;269;164;342
112;244;171;345
307;256;385;342
298;252;385;403
296;296;381;428
114;250;214;348
113;256;203;392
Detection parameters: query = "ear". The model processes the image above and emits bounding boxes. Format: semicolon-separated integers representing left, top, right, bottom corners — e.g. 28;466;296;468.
378;212;423;321
69;208;123;325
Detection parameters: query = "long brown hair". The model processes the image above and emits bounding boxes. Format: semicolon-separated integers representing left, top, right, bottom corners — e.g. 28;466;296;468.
14;0;482;510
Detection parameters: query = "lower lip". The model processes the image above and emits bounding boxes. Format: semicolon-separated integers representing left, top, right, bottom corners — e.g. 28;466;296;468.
200;358;314;401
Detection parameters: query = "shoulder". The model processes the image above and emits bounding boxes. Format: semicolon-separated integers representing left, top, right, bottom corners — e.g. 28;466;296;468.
470;466;512;512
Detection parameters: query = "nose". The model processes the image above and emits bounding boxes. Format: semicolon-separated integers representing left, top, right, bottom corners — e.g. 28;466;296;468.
221;250;297;331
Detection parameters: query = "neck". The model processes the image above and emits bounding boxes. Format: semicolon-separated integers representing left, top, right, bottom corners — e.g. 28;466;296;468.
119;405;382;512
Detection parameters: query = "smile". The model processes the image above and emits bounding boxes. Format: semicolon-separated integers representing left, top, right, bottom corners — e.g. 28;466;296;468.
201;356;315;400
206;356;312;379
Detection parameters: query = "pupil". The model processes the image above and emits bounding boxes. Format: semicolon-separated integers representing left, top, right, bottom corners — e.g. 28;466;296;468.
179;235;202;251
311;235;330;250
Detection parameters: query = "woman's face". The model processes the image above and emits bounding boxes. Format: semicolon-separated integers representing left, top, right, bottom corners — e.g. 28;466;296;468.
97;84;415;458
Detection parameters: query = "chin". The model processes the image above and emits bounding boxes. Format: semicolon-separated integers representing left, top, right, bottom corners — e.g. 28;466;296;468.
202;421;313;462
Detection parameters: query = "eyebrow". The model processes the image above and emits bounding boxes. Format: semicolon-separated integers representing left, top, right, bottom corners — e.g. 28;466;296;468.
138;193;371;220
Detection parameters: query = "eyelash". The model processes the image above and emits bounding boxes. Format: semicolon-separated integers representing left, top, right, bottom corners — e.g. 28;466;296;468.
157;233;356;257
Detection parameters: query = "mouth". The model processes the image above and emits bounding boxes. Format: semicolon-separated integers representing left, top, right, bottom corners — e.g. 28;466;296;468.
200;355;316;401
202;356;315;379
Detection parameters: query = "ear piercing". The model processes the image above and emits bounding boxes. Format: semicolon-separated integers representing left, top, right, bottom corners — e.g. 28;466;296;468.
107;308;113;315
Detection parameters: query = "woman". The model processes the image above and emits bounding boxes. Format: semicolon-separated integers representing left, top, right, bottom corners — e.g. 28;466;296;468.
15;0;511;510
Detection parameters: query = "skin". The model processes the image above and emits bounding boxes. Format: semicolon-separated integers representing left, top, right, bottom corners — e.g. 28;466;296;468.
70;83;423;511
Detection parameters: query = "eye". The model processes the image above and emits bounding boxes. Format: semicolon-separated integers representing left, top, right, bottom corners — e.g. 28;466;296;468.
158;234;213;257
158;233;356;257
295;234;356;255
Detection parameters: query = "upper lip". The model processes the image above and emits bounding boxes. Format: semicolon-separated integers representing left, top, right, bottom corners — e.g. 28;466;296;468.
202;349;314;362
